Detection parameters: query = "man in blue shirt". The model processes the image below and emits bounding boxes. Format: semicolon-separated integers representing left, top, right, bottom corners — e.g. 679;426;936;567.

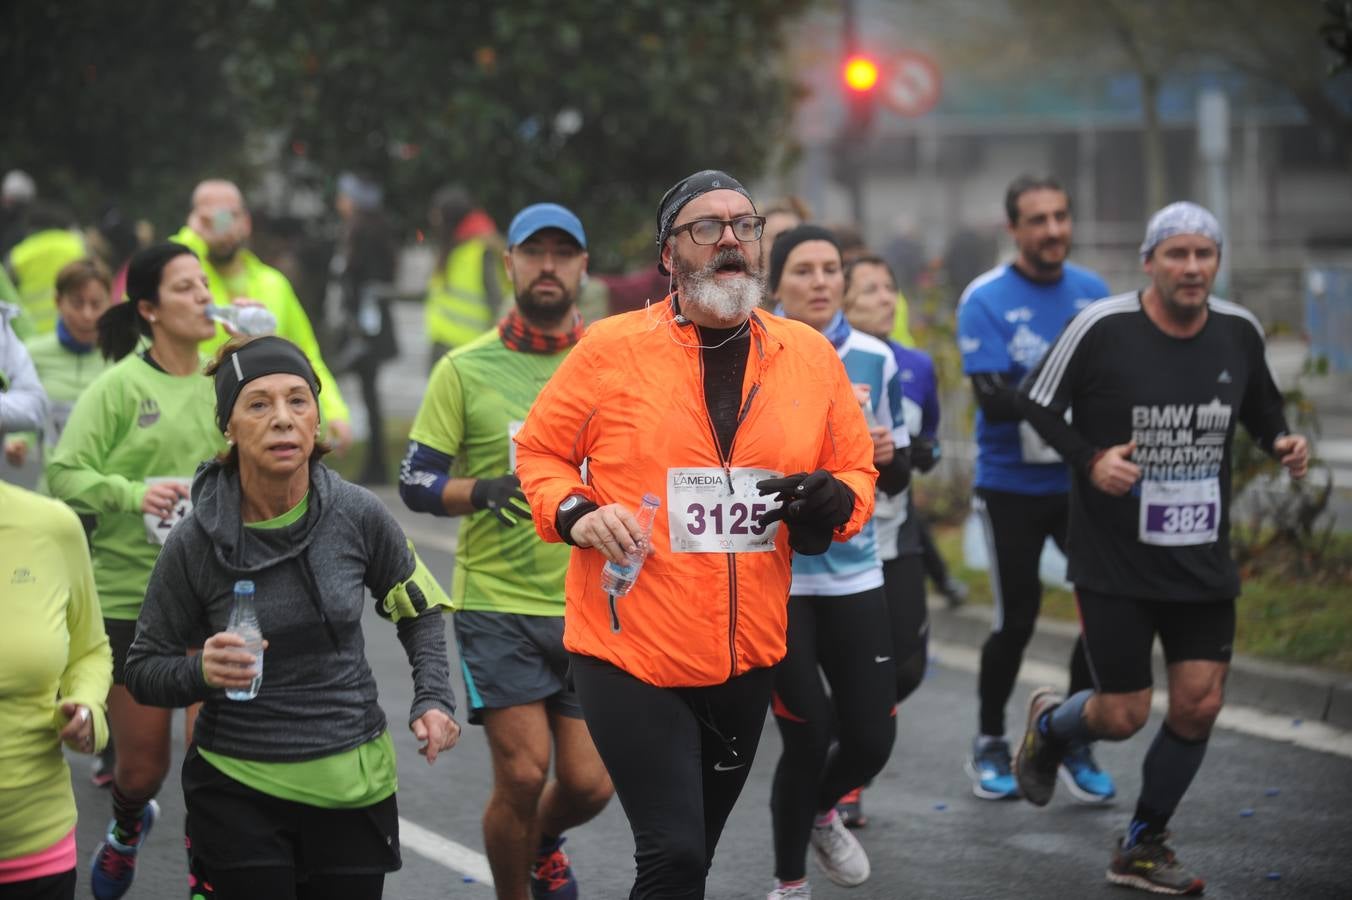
956;175;1116;804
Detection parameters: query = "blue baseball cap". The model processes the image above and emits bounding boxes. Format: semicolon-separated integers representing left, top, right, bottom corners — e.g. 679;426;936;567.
507;203;586;249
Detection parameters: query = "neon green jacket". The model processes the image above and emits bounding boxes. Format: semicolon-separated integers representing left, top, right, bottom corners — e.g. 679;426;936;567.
423;238;508;349
6;229;86;338
171;227;350;426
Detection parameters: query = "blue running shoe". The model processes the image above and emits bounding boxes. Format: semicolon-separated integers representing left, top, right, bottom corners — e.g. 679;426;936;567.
90;799;159;900
530;836;578;900
1060;743;1116;803
965;737;1020;800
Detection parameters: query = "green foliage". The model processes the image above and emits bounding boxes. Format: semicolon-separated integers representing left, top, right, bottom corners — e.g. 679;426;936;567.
3;0;812;267
0;1;247;227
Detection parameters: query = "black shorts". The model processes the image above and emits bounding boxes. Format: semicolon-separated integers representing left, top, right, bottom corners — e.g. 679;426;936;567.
453;610;582;726
104;618;137;686
181;747;401;875
1077;588;1235;694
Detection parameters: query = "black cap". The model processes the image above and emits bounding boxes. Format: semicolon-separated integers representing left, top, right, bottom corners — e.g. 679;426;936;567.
655;169;754;275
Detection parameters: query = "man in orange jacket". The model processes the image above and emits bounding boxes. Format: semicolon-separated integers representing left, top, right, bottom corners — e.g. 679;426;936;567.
515;170;878;899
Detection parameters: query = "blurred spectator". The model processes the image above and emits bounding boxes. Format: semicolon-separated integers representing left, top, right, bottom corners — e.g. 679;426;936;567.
4;203;85;339
423;187;508;367
327;172;398;484
595;266;666;316
0;169;37;256
943;225;999;309
830;223;917;347
760;196;811;266
173;179;354;453
86;206;144;304
881;213;927;300
759;197;810;310
3;260;113;489
0;301;47;442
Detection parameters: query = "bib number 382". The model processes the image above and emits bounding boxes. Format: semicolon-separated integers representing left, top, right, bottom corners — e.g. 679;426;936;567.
668;467;781;553
1138;478;1220;547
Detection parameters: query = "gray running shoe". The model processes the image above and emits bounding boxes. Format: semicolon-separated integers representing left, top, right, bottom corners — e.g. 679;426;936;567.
809;814;870;886
1107;833;1206;895
1013;686;1066;807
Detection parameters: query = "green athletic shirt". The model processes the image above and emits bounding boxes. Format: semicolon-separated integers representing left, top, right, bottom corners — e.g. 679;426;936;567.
198;493;398;809
409;329;572;615
8;332;113;492
46;354;225;621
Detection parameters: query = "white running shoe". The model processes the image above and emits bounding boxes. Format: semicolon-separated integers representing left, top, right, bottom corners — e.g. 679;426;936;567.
809;813;870;886
767;881;812;899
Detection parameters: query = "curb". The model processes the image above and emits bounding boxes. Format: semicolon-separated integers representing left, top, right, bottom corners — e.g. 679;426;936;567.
928;597;1352;730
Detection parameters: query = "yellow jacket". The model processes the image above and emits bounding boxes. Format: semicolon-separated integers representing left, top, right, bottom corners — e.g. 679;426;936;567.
171;227;350;425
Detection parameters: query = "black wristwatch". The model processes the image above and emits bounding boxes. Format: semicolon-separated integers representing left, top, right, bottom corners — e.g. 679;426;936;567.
559;494;587;515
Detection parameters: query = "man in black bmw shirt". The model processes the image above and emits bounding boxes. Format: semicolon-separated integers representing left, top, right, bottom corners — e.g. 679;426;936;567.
1009;202;1309;896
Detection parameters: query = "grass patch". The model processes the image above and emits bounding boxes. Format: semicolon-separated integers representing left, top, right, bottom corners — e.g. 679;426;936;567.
931;524;1352;673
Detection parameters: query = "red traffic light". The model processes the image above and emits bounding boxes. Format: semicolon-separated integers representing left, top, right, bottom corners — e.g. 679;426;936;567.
843;54;880;93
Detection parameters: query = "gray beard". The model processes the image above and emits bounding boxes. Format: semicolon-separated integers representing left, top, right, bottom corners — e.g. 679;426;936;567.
676;254;765;324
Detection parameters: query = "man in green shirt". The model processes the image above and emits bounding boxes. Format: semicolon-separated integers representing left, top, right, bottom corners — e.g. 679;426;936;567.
171;180;354;452
400;203;611;900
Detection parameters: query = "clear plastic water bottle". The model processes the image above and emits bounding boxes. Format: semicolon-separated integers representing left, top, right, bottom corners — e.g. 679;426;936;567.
600;493;661;597
857;385;880;427
207;304;277;337
225;580;264;701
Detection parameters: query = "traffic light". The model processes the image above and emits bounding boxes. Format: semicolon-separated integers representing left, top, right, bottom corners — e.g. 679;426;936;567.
841;53;879;136
843;54;879;93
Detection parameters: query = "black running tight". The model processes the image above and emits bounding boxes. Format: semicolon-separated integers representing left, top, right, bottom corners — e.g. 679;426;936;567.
882;553;929;703
973;488;1093;736
571;653;774;900
770;587;897;882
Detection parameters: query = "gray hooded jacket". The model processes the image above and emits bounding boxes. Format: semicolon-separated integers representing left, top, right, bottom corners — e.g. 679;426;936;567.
126;460;454;762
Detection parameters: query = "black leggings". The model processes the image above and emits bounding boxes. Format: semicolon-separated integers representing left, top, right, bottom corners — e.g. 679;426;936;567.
0;869;75;900
770;588;897;882
883;554;929;704
197;868;384;900
973;488;1092;736
570;654;774;900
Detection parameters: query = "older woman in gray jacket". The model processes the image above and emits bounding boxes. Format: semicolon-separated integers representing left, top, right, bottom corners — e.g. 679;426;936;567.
126;335;458;900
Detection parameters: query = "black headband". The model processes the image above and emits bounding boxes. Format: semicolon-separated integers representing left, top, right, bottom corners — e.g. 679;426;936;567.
655;169;754;275
214;336;320;433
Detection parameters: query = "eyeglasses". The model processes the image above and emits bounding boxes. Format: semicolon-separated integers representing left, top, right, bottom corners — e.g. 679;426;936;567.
669;215;766;245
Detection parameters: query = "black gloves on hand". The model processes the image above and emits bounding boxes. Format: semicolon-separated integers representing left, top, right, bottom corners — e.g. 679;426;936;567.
470;474;531;526
755;468;856;543
755;469;855;556
910;437;939;473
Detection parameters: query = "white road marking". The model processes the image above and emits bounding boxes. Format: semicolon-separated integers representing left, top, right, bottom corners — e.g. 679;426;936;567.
929;640;1352;760
398;816;494;887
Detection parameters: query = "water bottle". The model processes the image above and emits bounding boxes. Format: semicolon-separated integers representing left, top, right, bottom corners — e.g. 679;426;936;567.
857;385;880;428
225;580;264;701
207;304;277;337
600;494;662;597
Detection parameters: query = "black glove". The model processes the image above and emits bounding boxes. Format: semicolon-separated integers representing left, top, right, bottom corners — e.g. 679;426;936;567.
470;474;531;526
755;469;856;530
910;437;939;473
